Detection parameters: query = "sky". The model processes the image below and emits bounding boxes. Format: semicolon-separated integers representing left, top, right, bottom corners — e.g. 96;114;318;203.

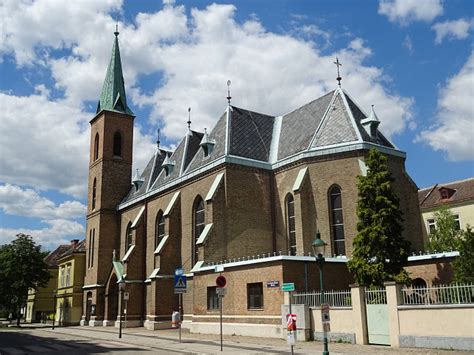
0;0;473;250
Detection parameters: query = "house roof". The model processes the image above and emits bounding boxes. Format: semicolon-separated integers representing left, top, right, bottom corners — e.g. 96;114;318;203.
418;177;474;210
57;240;86;261
120;88;399;207
44;245;71;268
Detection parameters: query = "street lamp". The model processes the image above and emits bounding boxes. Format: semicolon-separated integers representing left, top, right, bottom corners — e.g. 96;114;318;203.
312;230;329;355
118;279;125;339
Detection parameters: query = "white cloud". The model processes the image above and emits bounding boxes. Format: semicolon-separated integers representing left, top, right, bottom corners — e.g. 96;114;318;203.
417;51;474;161
378;0;443;25
0;219;84;250
432;18;473;44
402;35;414;54
0;1;416;199
0;184;86;219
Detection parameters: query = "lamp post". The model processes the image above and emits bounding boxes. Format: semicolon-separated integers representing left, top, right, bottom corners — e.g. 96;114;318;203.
52;292;57;330
118;279;125;339
312;230;329;355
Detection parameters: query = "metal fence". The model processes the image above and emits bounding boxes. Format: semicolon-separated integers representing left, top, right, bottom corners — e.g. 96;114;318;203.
401;283;474;306
292;290;352;308
365;287;387;304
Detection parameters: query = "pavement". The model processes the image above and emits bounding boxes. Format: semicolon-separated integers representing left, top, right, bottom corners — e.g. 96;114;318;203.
0;325;471;354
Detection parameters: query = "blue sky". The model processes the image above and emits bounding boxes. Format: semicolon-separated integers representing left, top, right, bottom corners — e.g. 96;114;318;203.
0;0;472;250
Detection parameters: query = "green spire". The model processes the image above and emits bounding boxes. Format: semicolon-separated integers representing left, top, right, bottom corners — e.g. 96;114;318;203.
96;29;133;115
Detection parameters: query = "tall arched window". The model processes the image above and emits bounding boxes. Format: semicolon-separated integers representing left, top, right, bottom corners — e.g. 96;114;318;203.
155;211;165;249
193;196;205;265
93;133;99;161
329;186;345;255
126;222;133;250
286;194;296;256
92;178;97;210
113;131;122;157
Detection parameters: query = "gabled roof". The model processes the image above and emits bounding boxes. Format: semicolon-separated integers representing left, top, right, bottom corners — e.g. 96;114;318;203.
57;240;86;261
96;32;133;116
119;88;401;208
44;245;70;268
418;177;474;210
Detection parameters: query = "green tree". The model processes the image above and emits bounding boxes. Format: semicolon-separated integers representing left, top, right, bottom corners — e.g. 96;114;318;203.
453;226;474;283
0;234;50;326
348;149;411;287
426;206;461;252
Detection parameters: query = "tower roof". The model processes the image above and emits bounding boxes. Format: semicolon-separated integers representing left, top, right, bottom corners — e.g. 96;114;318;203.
96;31;134;115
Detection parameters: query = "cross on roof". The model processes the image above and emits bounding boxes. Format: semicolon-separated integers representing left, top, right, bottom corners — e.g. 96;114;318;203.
334;57;342;87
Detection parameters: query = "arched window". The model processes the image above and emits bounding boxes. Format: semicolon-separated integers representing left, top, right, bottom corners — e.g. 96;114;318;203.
113;131;122;157
92;178;97;210
286;194;296;256
193;196;205;265
126;222;133;250
155;211;165;249
329;186;345;255
93;133;99;161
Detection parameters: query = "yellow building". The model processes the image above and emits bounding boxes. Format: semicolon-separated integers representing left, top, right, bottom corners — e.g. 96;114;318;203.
418;177;474;241
55;239;86;326
26;244;70;323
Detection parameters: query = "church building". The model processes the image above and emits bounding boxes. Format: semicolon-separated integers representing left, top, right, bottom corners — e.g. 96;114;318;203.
81;30;424;336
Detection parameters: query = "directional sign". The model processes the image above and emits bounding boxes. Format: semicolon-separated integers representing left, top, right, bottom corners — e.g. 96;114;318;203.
174;274;187;294
282;283;295;292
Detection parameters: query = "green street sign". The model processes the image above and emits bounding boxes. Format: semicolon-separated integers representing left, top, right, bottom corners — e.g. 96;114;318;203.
282;283;295;292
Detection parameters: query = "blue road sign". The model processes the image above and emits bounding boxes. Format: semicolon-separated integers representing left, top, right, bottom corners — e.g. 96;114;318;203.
174;274;187;293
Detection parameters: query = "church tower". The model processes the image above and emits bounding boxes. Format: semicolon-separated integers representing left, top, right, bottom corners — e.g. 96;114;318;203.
81;28;135;326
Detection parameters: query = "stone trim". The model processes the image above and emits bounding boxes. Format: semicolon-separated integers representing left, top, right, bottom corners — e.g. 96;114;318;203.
399;335;473;351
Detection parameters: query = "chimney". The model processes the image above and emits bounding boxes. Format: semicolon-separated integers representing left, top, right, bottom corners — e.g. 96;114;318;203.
71;239;79;247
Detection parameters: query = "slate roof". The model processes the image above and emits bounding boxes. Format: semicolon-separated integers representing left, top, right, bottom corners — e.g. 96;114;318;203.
278;91;334;160
121;88;398;206
58;240;86;261
418;178;474;210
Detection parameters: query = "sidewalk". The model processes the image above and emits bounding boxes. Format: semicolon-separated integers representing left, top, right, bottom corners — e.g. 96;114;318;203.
34;325;471;354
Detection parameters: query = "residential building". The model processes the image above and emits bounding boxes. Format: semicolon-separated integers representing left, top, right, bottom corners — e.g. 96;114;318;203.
55;239;86;325
25;244;69;323
418;178;474;241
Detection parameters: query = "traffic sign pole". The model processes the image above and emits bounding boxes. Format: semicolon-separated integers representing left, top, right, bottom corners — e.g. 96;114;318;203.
179;293;182;343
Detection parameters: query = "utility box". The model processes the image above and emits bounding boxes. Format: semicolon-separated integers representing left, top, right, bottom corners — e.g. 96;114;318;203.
281;304;311;341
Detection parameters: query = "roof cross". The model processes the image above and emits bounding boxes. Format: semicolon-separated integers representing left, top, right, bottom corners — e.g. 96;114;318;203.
114;23;119;37
226;80;232;105
156;128;160;148
334;57;342;87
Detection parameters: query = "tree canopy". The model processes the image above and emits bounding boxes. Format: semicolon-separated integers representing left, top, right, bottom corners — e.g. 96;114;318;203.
426;206;461;252
0;234;50;325
347;149;411;287
453;226;474;283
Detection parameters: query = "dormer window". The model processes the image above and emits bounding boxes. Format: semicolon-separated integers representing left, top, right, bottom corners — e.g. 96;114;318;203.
199;128;216;157
438;187;455;200
162;154;175;177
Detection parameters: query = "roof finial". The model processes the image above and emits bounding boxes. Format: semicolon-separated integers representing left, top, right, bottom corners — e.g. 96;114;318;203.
156;128;161;149
334;57;342;87
226;80;232;105
187;107;192;132
114;22;119;37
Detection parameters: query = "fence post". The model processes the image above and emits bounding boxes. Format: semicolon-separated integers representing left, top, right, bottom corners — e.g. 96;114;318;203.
350;284;368;345
384;281;402;347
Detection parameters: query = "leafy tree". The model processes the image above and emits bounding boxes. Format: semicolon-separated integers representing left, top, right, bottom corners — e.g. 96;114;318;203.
0;234;50;326
348;149;411;287
453;226;474;283
426;206;461;252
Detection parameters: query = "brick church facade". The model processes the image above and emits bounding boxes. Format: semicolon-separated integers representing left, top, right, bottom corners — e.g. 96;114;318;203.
81;31;424;334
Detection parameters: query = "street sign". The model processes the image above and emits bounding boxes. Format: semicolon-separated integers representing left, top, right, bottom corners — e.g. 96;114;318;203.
123;292;129;301
174;274;187;294
286;313;297;331
321;303;330;323
216;275;226;288
216;287;227;298
282;283;295;292
214;265;224;273
266;280;280;288
175;268;184;276
287;332;296;346
323;322;331;332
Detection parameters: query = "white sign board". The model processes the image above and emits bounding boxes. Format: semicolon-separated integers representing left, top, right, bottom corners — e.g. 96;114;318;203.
123;292;129;301
214;265;224;273
216;287;227;297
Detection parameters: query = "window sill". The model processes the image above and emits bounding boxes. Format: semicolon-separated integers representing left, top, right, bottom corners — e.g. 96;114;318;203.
247;308;264;311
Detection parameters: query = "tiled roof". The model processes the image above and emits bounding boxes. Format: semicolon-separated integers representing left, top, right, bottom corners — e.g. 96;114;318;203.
278;91;334;160
229;106;275;161
57;240;86;261
120;88;400;207
44;245;70;268
418;178;474;210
